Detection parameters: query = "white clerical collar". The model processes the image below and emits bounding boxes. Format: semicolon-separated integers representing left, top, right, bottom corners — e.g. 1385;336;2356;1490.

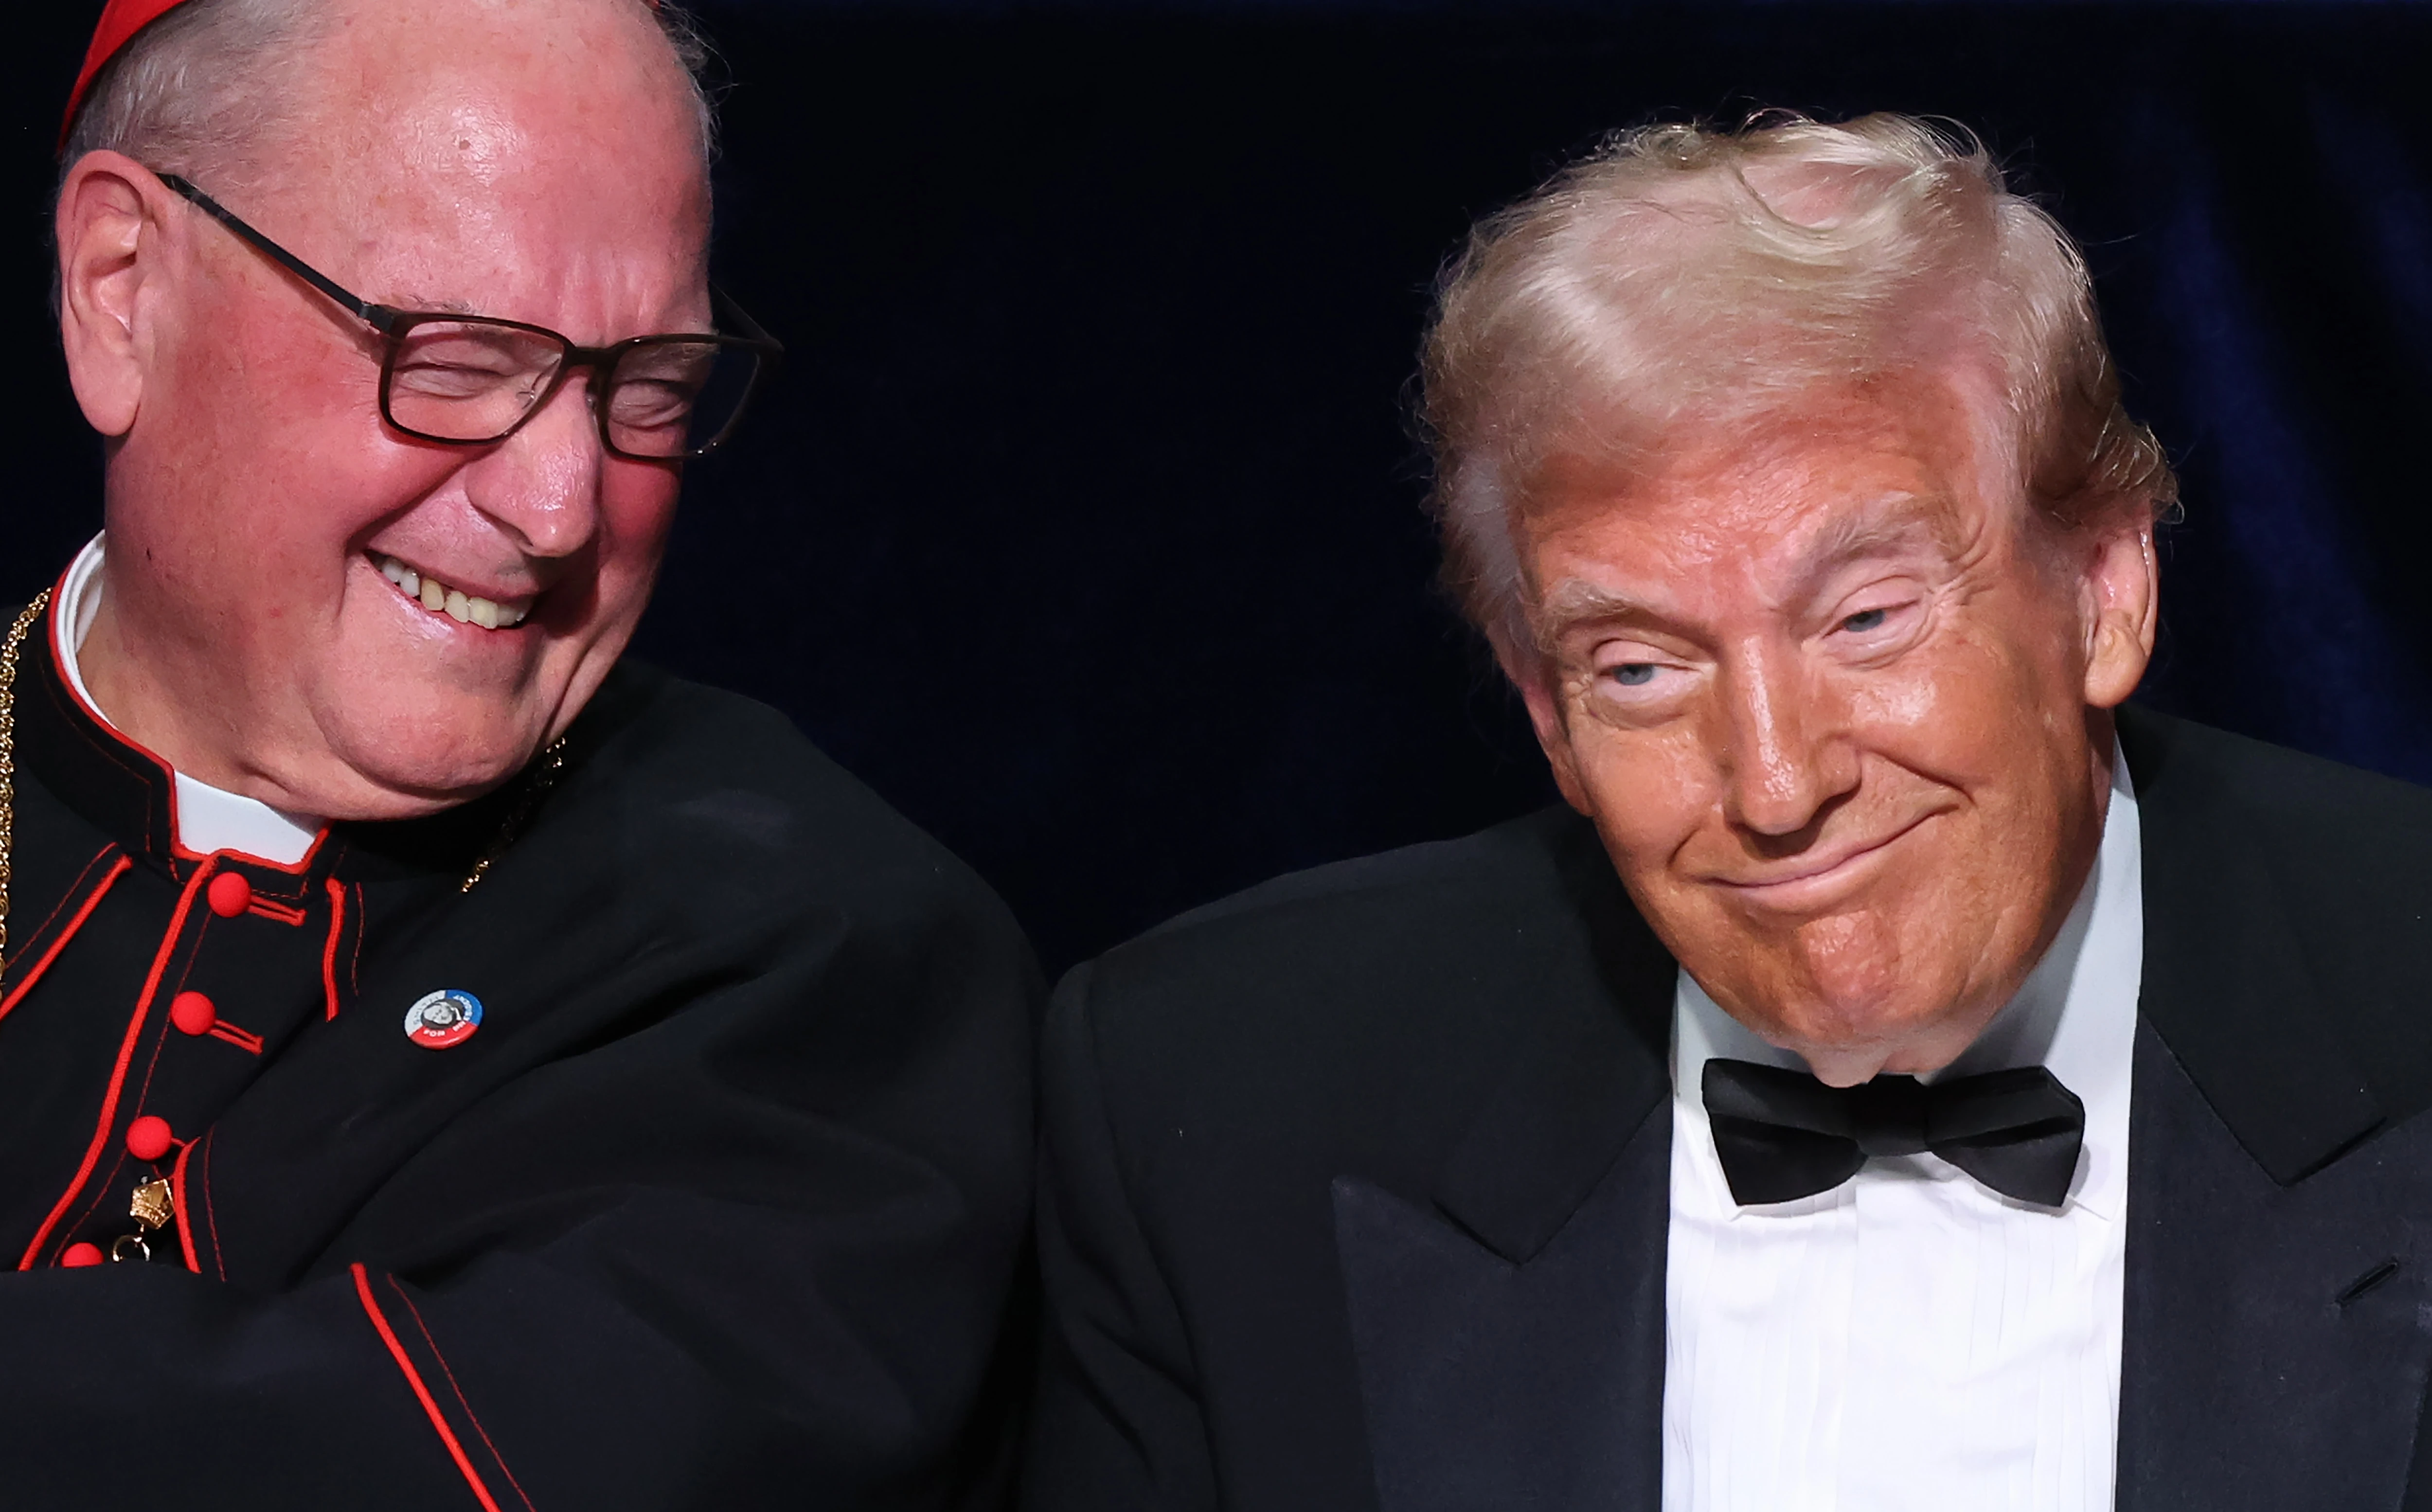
54;534;325;866
1674;748;2143;1221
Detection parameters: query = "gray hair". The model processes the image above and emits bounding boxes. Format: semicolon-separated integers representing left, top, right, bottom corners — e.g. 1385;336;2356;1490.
1420;112;2176;652
60;0;718;188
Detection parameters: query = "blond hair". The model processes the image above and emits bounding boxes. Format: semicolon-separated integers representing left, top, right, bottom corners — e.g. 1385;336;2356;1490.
1420;112;2175;649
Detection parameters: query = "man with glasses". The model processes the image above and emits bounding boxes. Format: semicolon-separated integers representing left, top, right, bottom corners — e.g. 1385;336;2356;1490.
1;0;1037;1505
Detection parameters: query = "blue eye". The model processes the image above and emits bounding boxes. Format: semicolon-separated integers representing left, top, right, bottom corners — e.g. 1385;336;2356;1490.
1612;664;1657;686
1841;608;1890;633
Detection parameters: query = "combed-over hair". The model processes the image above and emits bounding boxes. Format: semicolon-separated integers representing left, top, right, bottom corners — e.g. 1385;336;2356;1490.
1420;112;2177;651
59;0;718;188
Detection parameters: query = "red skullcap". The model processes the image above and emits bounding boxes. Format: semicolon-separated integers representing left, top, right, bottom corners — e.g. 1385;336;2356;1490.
61;0;188;148
63;0;664;152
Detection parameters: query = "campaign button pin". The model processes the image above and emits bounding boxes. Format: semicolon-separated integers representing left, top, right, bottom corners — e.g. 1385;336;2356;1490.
403;989;483;1049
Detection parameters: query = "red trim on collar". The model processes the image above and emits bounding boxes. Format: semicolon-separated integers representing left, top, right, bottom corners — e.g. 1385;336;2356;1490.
44;557;332;874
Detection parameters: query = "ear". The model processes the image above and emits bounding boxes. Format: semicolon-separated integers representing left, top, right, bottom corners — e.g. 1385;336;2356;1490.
2076;509;2160;711
1493;626;1598;817
57;151;175;439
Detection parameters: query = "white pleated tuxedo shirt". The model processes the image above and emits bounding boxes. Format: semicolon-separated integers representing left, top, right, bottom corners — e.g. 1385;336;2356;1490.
1663;755;2141;1512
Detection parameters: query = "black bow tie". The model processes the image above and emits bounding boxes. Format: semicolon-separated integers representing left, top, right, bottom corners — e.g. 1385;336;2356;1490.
1701;1059;2086;1208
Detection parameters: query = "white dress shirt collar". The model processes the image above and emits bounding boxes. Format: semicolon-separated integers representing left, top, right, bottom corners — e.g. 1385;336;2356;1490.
53;533;325;866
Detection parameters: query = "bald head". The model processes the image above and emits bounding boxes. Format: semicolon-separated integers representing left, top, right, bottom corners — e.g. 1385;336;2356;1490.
63;0;711;194
282;0;713;314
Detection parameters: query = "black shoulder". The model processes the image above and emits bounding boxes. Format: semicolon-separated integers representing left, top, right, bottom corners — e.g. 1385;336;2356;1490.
2125;706;2432;921
2124;704;2432;845
1107;804;1612;990
554;660;1027;950
1063;805;1667;1162
2124;706;2432;1112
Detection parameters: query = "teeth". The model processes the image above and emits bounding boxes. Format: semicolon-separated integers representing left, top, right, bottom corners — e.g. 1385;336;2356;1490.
377;556;421;596
372;554;532;631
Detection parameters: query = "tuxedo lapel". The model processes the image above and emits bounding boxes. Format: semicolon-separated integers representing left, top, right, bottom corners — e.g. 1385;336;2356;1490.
1334;816;1677;1512
1335;1105;1669;1512
2119;709;2432;1508
2117;1023;2432;1510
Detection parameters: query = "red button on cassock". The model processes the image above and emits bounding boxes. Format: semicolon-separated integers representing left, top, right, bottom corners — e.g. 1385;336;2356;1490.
61;1242;103;1268
126;1115;174;1163
206;872;252;918
170;990;216;1036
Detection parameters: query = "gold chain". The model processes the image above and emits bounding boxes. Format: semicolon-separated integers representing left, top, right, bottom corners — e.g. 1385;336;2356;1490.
0;591;53;997
0;591;559;984
460;735;567;892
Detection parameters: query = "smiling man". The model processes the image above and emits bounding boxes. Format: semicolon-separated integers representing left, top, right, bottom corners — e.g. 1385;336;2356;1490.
3;0;1036;1505
1027;116;2432;1511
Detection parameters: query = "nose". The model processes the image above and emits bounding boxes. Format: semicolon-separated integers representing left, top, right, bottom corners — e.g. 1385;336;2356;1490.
459;372;607;560
1716;645;1860;840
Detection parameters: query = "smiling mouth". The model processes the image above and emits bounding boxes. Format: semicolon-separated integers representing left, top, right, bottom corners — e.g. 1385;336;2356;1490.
372;552;535;631
1716;814;1936;903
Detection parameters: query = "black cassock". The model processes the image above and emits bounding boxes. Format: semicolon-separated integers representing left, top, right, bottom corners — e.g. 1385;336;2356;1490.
0;591;1038;1507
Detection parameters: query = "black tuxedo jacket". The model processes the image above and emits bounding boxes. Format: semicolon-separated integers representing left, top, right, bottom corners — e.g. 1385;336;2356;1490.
0;596;1037;1508
1026;708;2432;1510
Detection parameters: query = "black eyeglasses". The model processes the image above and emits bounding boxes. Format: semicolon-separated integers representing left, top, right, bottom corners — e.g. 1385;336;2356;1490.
157;172;782;462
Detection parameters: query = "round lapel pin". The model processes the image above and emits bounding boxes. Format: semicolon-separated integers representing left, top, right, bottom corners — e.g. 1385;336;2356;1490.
403;989;484;1049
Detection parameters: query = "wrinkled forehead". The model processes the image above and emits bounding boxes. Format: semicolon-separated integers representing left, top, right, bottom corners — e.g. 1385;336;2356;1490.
1516;375;2029;623
1535;362;2003;514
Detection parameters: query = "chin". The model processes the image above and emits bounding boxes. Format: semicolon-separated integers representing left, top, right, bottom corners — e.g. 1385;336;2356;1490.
1693;921;1989;1071
311;705;557;818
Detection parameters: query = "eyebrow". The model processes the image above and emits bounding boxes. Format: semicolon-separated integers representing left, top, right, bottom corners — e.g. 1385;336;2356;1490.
1785;492;1952;598
392;294;484;317
1532;491;1954;646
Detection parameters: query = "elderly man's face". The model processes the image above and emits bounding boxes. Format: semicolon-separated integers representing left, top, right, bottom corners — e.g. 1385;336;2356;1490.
1510;378;2157;1085
59;0;708;818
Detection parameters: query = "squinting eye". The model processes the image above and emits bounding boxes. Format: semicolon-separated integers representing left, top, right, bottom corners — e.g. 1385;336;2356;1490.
1840;608;1890;634
1611;663;1657;686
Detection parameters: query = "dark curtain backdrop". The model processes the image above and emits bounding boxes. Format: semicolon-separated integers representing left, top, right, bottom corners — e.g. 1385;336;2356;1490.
4;2;2428;974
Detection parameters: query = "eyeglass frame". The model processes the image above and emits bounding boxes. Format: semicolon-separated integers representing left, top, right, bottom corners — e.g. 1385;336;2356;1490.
154;170;783;461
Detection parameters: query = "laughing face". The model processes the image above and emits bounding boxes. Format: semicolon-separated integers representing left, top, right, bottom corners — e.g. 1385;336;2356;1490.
57;0;709;819
1507;375;2158;1085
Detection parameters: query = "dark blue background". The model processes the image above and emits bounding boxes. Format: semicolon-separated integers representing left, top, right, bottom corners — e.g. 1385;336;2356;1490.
8;2;2429;973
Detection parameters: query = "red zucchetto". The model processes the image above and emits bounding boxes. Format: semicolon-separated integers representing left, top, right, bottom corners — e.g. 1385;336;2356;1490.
61;0;189;142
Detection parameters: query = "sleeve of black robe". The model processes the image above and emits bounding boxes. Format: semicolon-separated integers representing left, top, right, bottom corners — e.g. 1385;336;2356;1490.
0;673;1039;1510
1022;961;1222;1511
